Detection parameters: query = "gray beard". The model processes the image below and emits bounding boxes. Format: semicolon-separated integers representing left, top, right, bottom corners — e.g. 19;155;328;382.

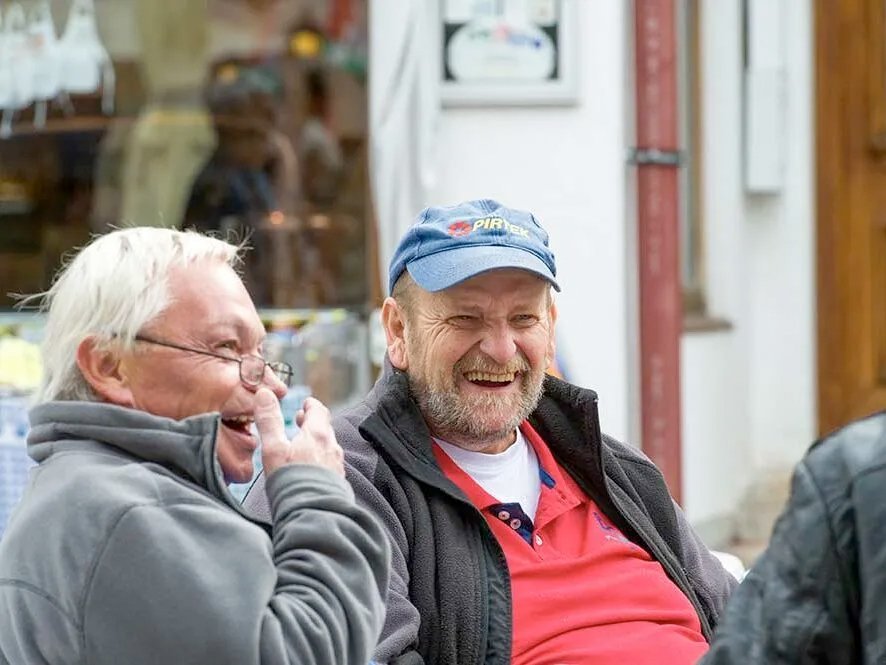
409;370;545;451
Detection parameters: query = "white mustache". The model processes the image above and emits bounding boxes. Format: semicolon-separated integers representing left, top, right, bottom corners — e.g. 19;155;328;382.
455;356;530;376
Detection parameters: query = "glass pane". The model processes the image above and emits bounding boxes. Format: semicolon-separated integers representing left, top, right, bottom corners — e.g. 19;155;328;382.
0;0;369;309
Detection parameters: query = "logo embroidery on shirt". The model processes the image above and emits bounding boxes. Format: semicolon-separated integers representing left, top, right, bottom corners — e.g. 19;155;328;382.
593;511;636;547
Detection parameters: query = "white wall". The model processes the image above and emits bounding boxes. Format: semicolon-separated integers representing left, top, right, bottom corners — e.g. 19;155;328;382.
430;0;633;441
744;0;815;469
682;0;814;534
681;0;750;532
427;0;815;538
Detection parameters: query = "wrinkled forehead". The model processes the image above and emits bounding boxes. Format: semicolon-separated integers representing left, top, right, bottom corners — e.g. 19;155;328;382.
156;262;265;342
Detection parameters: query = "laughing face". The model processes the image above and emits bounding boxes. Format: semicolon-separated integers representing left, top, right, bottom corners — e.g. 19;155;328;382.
385;269;556;454
116;260;287;482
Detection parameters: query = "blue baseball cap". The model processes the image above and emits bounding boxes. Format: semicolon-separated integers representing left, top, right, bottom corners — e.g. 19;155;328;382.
388;199;560;294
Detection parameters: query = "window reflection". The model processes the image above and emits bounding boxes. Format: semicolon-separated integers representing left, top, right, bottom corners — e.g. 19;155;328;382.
0;0;369;310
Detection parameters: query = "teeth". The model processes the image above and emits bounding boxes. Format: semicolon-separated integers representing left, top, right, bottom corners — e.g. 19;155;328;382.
464;371;516;383
225;415;254;425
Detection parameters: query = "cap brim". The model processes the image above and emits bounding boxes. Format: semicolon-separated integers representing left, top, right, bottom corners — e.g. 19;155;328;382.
406;245;560;292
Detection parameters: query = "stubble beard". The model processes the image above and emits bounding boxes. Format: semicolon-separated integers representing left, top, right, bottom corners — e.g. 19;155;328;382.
408;354;546;451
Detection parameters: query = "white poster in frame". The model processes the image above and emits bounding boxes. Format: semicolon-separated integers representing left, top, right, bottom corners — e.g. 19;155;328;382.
441;0;578;106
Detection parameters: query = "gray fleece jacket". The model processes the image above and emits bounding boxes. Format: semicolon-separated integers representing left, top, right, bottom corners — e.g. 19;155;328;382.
0;401;389;665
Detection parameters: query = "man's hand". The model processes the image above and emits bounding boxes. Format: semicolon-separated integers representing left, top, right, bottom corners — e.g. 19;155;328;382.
254;387;345;477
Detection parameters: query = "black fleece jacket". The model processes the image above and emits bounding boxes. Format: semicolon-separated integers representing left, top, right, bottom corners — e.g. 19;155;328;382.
338;365;736;665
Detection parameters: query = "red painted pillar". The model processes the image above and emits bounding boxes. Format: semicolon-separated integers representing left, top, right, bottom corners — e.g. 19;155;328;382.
633;0;683;503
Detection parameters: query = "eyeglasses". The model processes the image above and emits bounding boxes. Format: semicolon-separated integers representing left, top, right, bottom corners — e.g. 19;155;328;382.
133;335;293;388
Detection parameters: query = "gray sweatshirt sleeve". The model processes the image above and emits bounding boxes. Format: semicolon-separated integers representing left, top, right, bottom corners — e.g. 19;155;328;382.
82;464;389;665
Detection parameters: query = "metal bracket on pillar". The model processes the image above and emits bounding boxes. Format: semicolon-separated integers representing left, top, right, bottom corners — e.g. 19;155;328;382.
628;148;684;167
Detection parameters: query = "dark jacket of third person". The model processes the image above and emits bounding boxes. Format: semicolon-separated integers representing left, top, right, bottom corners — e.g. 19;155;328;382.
703;411;886;665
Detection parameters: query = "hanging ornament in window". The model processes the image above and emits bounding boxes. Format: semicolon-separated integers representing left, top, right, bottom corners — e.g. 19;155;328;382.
0;3;33;138
57;0;114;114
27;0;61;128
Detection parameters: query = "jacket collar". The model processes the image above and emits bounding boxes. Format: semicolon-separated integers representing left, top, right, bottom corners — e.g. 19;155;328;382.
28;401;238;508
359;363;458;493
359;359;606;493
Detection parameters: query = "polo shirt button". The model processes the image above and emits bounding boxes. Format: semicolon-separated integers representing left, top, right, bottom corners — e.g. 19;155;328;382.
510;519;521;529
535;534;543;546
497;510;510;520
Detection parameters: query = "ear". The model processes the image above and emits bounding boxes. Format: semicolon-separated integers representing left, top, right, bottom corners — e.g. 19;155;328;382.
75;336;136;407
546;300;558;366
381;297;409;370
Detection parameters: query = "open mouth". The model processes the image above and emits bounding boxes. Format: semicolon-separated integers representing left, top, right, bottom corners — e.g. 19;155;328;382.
221;414;255;435
463;370;519;388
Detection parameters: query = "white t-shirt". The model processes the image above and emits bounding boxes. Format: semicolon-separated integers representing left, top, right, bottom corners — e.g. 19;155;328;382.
434;429;541;520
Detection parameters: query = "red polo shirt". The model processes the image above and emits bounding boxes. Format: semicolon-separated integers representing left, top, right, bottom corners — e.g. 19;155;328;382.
433;422;708;665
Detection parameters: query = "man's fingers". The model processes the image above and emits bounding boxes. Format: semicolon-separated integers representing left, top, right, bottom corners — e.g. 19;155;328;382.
301;396;324;413
294;397;322;428
299;403;334;441
293;400;345;476
257;392;344;477
253;387;285;448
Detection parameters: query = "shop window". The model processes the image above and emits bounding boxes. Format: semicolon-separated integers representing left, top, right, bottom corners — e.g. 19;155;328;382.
678;0;706;315
0;0;370;311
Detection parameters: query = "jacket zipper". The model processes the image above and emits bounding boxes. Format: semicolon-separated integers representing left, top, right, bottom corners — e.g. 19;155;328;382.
583;401;715;640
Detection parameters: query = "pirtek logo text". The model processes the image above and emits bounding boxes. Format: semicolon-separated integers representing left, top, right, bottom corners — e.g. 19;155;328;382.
447;216;531;238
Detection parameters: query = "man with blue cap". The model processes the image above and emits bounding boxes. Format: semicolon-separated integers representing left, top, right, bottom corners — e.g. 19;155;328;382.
246;199;737;664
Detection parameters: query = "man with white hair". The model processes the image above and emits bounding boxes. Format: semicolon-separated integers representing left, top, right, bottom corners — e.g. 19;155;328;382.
0;228;389;664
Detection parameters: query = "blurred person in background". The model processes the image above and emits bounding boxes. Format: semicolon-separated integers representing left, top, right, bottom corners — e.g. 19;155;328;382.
246;199;737;664
298;67;344;208
185;66;295;233
702;412;886;664
0;227;388;665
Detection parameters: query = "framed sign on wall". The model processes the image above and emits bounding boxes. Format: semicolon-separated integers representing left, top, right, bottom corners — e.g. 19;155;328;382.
441;0;578;106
